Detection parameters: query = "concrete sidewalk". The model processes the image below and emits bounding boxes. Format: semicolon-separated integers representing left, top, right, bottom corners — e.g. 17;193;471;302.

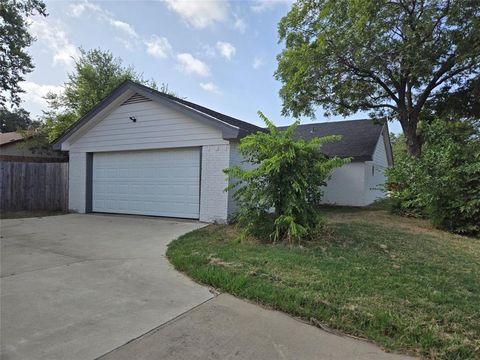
100;293;414;360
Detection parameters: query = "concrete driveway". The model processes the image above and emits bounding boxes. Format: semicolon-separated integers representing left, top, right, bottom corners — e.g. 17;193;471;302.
0;214;213;360
1;214;413;360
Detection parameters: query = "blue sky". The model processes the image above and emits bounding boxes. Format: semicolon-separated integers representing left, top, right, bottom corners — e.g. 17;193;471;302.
21;0;402;133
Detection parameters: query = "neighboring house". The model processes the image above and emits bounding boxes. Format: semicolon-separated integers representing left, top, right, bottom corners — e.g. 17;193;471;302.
1;132;30;158
53;80;392;223
0;132;66;162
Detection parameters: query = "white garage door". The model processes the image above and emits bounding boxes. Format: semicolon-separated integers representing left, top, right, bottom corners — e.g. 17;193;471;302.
92;148;200;218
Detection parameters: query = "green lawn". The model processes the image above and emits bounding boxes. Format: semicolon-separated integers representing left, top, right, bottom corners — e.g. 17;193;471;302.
167;207;480;360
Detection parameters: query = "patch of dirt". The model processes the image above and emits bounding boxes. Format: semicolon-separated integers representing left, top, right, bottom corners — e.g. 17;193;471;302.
207;254;240;268
326;210;468;240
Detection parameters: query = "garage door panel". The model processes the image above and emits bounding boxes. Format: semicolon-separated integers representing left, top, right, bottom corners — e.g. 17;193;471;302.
92;148;200;218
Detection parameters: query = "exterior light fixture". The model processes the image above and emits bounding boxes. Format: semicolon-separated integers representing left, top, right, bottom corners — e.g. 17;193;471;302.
129;116;136;122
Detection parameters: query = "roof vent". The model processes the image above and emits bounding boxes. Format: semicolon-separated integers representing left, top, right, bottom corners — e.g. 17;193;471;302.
121;93;152;106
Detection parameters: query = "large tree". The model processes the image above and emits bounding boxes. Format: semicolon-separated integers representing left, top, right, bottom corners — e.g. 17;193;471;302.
0;107;40;132
276;0;480;156
44;48;157;141
0;0;47;108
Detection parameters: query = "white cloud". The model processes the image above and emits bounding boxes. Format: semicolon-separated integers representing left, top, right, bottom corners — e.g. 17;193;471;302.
233;14;246;33
53;44;79;67
251;0;293;13
216;41;236;60
108;19;138;38
69;1;139;48
29;18;79;67
200;82;221;94
20;81;64;107
252;56;265;70
200;44;217;58
176;53;210;77
145;35;172;59
165;0;228;28
69;1;101;16
115;37;135;51
71;1;181;59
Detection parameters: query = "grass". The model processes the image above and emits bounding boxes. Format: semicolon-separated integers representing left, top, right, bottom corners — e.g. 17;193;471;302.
167;207;480;360
0;210;67;219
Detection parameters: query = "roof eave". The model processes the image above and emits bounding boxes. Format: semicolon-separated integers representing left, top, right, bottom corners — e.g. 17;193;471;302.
353;155;373;162
0;139;22;147
51;81;133;150
52;80;245;150
131;85;241;140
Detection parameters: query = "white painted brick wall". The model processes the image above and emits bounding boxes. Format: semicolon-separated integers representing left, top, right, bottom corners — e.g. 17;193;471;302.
68;152;87;213
199;144;230;223
227;142;242;217
227;141;257;218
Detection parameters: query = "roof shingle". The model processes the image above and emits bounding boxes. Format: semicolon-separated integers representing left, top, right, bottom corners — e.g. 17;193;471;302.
278;119;386;161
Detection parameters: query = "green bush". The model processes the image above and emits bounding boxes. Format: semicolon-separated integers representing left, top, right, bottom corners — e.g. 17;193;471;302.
387;120;480;236
225;112;349;244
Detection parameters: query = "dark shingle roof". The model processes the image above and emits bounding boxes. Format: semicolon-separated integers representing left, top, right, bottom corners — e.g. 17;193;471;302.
132;81;263;134
278;119;386;161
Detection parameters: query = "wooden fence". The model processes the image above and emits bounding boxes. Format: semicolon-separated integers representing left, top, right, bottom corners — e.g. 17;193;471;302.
0;161;69;212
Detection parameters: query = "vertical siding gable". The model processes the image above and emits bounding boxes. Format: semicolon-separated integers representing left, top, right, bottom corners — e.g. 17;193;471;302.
365;131;390;205
372;134;389;167
69;99;227;152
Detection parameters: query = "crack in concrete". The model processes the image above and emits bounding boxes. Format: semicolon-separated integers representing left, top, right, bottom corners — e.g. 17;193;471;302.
0;256;158;279
94;295;217;360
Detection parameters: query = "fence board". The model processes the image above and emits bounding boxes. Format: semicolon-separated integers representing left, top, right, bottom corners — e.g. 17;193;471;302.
0;161;69;212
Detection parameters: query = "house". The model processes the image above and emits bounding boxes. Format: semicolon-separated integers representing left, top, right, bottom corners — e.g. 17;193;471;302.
280;120;393;206
0;132;66;162
53;80;392;223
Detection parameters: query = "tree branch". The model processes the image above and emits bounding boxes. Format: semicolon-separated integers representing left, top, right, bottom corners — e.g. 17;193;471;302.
332;50;400;103
413;57;472;117
324;97;398;111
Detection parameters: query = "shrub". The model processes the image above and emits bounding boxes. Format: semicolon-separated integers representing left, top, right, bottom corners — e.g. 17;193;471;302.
225;112;349;244
387;120;480;236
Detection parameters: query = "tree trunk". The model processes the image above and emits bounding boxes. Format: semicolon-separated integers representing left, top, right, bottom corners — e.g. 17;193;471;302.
400;113;423;157
405;131;422;157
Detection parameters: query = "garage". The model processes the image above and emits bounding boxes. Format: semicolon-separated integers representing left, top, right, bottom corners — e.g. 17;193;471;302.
53;81;261;222
92;148;201;219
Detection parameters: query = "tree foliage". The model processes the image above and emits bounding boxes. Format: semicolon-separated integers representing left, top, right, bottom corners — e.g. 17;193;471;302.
43;48;157;141
276;0;480;157
41;110;77;142
0;107;40;132
0;0;47;108
387;119;480;236
225;112;349;244
16;126;54;155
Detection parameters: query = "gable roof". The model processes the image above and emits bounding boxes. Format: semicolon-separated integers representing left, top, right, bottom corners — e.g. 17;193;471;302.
278;119;391;162
147;85;263;134
52;80;263;149
0;132;23;147
51;81;392;164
